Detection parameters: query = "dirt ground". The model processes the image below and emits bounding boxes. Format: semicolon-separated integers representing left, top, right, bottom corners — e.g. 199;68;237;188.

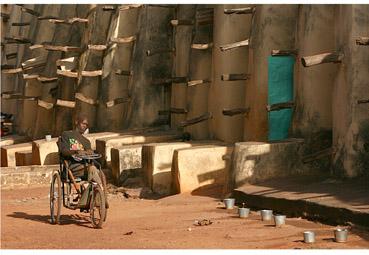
1;185;369;249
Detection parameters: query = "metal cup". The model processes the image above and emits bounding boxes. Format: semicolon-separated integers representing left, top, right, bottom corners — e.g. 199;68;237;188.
303;231;315;243
45;135;52;141
334;228;348;243
238;208;250;218
223;198;235;209
274;215;286;227
260;209;273;221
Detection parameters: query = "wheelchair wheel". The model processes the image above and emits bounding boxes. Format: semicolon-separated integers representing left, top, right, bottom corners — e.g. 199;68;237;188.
98;170;108;221
50;171;62;224
90;185;106;228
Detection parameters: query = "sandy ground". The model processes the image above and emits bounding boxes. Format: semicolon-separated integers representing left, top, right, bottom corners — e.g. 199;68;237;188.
1;186;369;249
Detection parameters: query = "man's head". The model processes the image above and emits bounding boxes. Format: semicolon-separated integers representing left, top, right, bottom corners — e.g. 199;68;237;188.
75;114;89;134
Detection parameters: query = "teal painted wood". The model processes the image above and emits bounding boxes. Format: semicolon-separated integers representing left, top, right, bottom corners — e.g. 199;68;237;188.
268;56;295;141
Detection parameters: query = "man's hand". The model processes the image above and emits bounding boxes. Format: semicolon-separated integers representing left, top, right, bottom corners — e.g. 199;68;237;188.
76;150;88;156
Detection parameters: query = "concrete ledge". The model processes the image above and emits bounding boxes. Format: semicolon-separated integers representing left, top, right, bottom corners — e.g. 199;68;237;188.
1;142;33;167
1;165;59;189
232;176;369;228
142;142;193;195
0;135;29;147
15;150;33;166
84;132;122;150
111;145;143;184
172;144;233;194
32;138;59;165
96;131;183;167
232;139;304;186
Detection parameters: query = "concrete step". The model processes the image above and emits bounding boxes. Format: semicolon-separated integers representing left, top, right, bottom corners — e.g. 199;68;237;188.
1;142;33;167
232;176;369;228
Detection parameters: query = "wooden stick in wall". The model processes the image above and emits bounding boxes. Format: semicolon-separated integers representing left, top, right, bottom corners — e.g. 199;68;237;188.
271;49;298;56
224;7;255;14
20;6;40;17
301;52;343;67
220;39;249;51
110;36;136;44
44;45;81;52
57;69;78;78
103;6;116;11
266;101;294;112
221;73;250;81
6;52;18;59
4;36;32;44
222;108;250;116
88;44;107;51
357;99;369;104
81;70;102;77
105;97;131;108
191;43;213;50
356;37;369;45
119;4;143;11
180;112;212;127
115;69;133;76
37;99;54;110
38;15;60;20
11;22;30;26
187;79;211;87
75;93;98;105
56;99;76;108
170;19;194;26
302;147;335;164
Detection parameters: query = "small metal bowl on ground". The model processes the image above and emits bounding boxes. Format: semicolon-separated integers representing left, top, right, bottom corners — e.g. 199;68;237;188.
273;215;286;227
260;209;273;221
238;208;250;218
303;231;315;243
223;198;235;209
334;228;348;243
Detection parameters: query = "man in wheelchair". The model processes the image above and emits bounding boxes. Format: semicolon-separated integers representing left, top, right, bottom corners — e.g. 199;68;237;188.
58;114;109;209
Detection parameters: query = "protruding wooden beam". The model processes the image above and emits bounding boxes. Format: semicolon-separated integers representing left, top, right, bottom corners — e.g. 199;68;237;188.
170;19;194;26
271;49;298;56
44;45;81;52
147;4;176;8
115;69;133;76
356;36;369;45
75;93;98;105
266;101;294;112
81;70;102;77
56;56;78;71
110;36;136;44
158;107;188;115
1;93;36;100
21;56;47;70
119;4;143;11
153;77;188;85
1;67;23;74
56;99;76;108
106;97;131;108
302;147;335;164
11;22;30;26
88;44;107;51
29;44;44;50
146;48;174;56
38;15;59;20
220;39;249;52
4;36;32;44
5;52;17;60
23;74;39;80
301;52;343;67
180;112;212;127
57;69;78;78
20;7;40;17
191;43;213;50
48;17;88;24
38;76;58;83
221;73;250;81
224;7;255;14
103;5;116;11
187;79;211;87
222;107;250;116
357;99;369;104
37;99;54;110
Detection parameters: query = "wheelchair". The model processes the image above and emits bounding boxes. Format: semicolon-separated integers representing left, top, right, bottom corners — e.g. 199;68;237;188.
50;138;108;228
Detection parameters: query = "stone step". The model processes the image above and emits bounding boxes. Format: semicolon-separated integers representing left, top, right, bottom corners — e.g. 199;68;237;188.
32;138;60;165
111;144;143;184
232;139;305;187
96;131;183;167
172;143;234;194
142;142;193;195
1;142;33;167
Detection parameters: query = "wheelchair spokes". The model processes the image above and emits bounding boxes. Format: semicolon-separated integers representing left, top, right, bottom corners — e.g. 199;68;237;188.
50;171;62;224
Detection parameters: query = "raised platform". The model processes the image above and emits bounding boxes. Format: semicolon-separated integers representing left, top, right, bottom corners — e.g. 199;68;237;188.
232;175;369;228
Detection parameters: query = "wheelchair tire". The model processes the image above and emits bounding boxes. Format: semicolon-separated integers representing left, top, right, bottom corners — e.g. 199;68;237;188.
90;185;106;229
50;171;62;224
98;170;108;222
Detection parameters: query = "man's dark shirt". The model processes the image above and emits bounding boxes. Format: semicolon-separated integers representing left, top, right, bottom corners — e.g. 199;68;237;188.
60;130;91;158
